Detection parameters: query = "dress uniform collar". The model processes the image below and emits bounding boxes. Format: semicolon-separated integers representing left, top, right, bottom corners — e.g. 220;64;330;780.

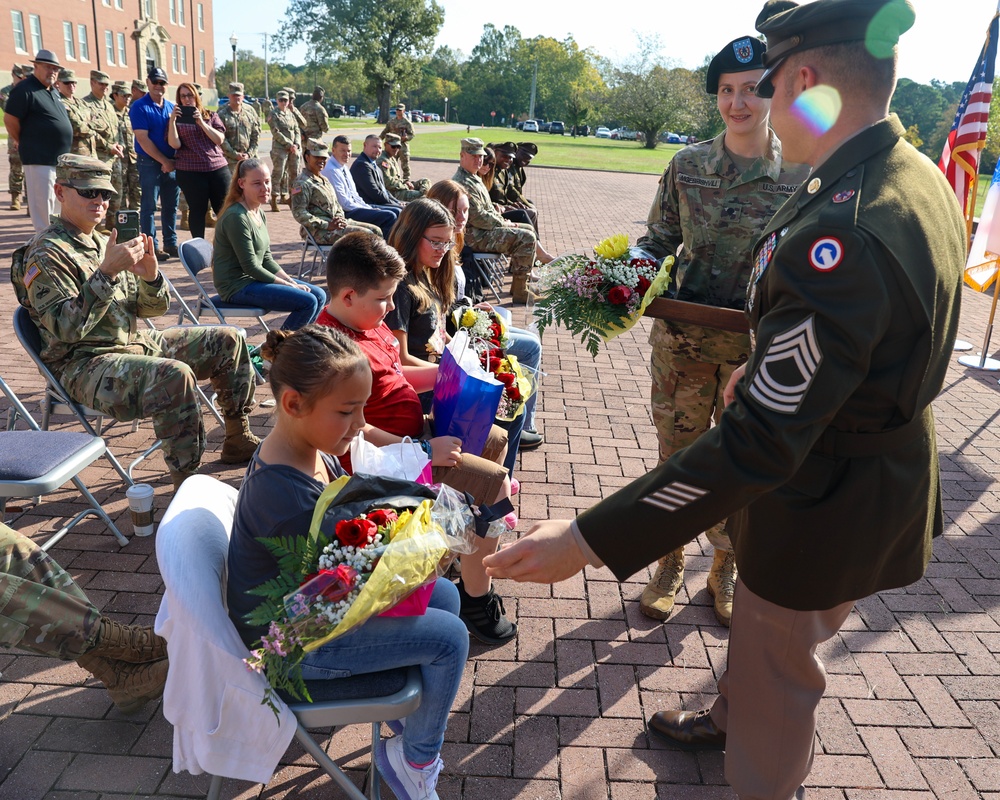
759;115;904;242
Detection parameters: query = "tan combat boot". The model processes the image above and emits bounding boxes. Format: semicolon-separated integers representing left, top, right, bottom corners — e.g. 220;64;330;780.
510;272;539;305
77;653;169;714
220;416;261;464
270;195;281;212
90;617;168;662
178;206;189;231
283;194;292;206
10;193;21;211
205;209;217;228
706;549;737;627
640;547;685;620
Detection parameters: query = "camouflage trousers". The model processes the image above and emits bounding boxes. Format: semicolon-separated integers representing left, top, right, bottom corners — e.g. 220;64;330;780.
465;221;536;274
392;186;427;202
649;318;751;551
304;219;383;244
0;522;101;660
398;143;411;181
122;161;141;210
271;147;299;196
58;326;255;474
9;149;23;196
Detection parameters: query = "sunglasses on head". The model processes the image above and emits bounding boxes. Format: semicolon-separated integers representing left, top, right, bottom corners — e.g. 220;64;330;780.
76;188;113;201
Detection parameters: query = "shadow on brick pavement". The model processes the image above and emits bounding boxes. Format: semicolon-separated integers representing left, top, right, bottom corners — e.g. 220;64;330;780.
0;146;999;799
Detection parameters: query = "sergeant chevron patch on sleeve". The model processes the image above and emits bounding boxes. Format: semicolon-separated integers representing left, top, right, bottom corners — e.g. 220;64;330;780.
641;482;708;512
748;315;822;414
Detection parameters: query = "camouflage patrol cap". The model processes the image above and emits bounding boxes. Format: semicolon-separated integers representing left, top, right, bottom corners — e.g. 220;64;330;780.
755;0;916;97
396;103;406;110
304;138;329;157
461;137;487;155
131;79;145;91
706;37;767;94
90;69;111;84
229;82;244;95
111;81;128;95
383;133;402;146
57;69;78;83
276;90;290;100
56;154;117;193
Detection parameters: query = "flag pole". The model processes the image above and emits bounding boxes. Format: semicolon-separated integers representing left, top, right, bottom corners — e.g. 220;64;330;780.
967;170;983;250
960;257;1000;369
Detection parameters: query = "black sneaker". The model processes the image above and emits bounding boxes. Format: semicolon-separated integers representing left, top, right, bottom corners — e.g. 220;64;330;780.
518;429;543;450
457;580;517;645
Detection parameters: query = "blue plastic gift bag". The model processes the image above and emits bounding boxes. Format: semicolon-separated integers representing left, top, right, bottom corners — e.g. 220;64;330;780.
432;332;503;456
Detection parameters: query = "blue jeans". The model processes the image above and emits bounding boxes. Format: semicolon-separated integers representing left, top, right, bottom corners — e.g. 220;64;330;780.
300;579;468;764
347;205;399;238
227;279;327;331
137;155;179;250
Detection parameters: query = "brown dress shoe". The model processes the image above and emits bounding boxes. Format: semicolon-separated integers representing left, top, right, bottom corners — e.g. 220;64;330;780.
648;709;726;751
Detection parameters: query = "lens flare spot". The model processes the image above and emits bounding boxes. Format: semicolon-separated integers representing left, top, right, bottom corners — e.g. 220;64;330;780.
792;85;842;135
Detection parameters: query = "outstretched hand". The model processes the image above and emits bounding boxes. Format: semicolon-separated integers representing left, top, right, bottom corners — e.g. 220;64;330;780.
482;519;588;584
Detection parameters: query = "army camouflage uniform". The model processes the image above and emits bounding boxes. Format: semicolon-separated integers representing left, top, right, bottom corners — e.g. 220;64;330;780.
377;151;428;201
217;102;261;174
268;106;300;200
83;92;124;225
116;104;141;210
2;80;25;207
452;165;536;274
13;219;256;476
0;522;102;660
290;169;382;242
61;94;96;157
299;99;329;141
638;130;806;608
380;114;415;179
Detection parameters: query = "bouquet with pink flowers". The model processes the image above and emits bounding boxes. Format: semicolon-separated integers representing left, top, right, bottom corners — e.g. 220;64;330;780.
534;234;673;357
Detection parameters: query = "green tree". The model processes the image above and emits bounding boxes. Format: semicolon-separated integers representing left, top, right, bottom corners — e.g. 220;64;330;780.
279;0;444;123
460;24;529;127
609;62;705;149
215;51;295;100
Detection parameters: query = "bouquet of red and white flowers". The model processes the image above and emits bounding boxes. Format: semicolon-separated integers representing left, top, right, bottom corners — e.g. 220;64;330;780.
453;307;535;421
243;476;481;716
533;234;673;357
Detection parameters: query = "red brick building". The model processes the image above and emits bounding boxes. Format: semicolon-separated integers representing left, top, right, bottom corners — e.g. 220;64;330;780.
1;0;217;102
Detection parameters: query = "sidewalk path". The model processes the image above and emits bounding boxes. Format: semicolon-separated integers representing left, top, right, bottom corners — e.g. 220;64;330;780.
0;150;998;799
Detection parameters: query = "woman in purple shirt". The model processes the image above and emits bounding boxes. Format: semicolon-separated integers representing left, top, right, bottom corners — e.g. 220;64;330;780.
167;82;229;239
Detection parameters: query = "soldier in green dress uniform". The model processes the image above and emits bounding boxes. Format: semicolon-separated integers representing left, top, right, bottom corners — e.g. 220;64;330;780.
291;138;383;242
484;3;964;799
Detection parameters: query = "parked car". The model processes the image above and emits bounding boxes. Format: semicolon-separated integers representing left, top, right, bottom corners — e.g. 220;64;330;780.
522;119;539;132
610;127;639;140
549;121;565;135
595;126;611;139
538;120;551;132
571;124;590;137
665;132;683;144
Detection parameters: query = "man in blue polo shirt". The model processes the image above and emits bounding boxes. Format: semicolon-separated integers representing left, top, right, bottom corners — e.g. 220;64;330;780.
130;67;178;261
2;50;72;233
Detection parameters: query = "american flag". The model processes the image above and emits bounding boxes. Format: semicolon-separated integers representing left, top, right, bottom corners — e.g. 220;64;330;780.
939;12;999;215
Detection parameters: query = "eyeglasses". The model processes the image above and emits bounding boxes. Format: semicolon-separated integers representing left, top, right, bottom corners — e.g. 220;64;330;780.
75;188;113;201
178;92;195;99
423;237;455;251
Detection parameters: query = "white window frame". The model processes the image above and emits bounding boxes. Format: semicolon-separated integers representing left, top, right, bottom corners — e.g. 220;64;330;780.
117;32;127;66
77;24;90;62
28;14;43;54
63;21;76;61
144;0;154;19
180;44;187;74
115;0;124;8
199;48;206;77
178;0;185;26
11;12;27;54
105;30;116;65
171;43;178;73
102;0;112;7
168;0;176;24
197;3;204;31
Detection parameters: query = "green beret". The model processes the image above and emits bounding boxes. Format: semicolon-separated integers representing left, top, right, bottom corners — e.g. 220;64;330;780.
56;154;117;193
706;37;767;94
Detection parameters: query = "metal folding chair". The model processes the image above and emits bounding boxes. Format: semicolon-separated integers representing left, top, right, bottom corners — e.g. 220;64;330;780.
472;253;508;302
177;238;273;331
0;374;128;550
297;227;331;281
156;476;422;800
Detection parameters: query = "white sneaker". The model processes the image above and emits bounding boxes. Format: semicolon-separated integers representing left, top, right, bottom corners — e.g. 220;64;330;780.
375;736;442;800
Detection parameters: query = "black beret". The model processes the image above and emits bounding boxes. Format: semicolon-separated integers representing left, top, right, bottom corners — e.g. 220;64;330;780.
755;0;915;96
706;37;767;94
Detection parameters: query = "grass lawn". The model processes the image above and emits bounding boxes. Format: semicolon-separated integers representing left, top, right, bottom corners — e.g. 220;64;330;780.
402;129;682;174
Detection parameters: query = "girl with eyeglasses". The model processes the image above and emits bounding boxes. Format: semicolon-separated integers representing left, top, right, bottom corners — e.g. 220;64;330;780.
166;82;229;240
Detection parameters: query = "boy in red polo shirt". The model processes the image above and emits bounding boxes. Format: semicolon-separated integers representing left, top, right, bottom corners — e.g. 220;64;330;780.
316;232;516;644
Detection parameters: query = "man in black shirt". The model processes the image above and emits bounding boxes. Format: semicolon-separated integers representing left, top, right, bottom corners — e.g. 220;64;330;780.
3;49;72;232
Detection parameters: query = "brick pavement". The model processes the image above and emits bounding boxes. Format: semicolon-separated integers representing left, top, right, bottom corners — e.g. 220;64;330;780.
0;148;998;799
